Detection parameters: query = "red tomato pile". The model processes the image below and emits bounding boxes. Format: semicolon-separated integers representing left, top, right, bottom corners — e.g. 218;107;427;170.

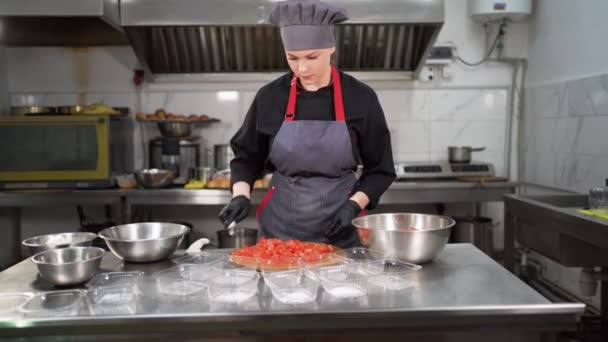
232;238;335;263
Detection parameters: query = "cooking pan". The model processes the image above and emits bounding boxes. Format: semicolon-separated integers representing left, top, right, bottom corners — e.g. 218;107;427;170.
10;106;56;116
448;146;485;163
57;105;85;115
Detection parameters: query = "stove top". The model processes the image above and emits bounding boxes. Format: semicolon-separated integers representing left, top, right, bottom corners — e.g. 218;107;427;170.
394;161;495;180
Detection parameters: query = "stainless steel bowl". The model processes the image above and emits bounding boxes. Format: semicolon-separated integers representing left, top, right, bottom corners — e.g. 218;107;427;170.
352;213;455;264
98;223;190;263
31;247;105;286
157;121;192;138
22;232;98;256
134;169;175;189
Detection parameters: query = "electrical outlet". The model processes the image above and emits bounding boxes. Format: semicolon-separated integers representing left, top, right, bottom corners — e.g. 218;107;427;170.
418;66;434;82
426;45;454;64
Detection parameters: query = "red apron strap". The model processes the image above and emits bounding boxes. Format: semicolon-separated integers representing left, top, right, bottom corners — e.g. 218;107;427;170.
331;66;346;122
285;76;298;122
284;66;346;122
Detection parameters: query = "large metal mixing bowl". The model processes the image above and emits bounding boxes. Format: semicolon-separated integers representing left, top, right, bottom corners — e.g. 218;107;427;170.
352;213;455;264
98;223;190;263
31;247;105;286
22;232;98;256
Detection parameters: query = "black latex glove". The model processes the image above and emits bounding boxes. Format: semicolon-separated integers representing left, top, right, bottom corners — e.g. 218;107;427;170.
218;195;251;228
326;200;361;239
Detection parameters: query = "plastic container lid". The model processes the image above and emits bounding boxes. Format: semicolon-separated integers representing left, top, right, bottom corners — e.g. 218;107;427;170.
19;290;85;318
85;271;144;288
0;293;34;318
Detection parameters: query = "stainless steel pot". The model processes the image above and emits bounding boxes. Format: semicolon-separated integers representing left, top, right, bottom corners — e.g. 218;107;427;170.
448;146;485;163
214;144;234;171
352;213;455;264
452;216;494;257
217;227;257;248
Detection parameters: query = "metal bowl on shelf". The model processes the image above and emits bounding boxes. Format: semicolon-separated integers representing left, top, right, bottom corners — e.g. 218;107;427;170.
31;247;105;286
22;232;98;256
134;169;175;189
98;222;190;263
157;121;192;138
352;213;455;264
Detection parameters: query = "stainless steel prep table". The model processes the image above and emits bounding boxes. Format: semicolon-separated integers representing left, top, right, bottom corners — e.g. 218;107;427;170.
0;244;583;341
0;181;517;222
122;181;518;220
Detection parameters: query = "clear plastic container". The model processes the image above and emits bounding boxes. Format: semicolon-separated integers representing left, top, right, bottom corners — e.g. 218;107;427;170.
0;293;33;319
333;247;384;275
258;256;304;270
317;264;368;298
85;271;144;289
228;255;260;270
364;259;421;290
172;251;229;265
86;285;140;315
263;268;320;304
19;290;85;318
178;263;220;284
207;259;259;304
334;247;384;263
153;266;207;297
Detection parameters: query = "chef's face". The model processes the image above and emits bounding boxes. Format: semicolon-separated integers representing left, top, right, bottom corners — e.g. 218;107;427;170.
286;47;335;87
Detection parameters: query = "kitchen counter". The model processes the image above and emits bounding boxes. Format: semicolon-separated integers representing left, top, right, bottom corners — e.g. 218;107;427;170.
0;244;583;341
0;181;516;224
0;180;517;205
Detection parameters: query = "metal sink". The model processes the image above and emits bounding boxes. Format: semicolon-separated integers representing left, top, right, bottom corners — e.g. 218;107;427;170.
504;193;608;269
521;194;588;208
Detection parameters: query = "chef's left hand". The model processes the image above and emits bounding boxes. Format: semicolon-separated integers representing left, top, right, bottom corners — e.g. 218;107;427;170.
326;200;362;239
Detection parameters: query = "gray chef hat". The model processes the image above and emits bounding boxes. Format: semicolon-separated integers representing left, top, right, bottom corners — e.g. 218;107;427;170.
268;0;348;51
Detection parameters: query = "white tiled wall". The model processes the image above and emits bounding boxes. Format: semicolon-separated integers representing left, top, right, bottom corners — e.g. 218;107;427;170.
383;88;509;176
522;73;608;192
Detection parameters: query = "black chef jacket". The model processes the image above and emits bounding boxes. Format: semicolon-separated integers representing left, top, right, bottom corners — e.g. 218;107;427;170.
230;70;396;209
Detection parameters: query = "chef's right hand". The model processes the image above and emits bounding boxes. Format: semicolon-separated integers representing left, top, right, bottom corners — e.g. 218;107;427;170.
218;195;251;228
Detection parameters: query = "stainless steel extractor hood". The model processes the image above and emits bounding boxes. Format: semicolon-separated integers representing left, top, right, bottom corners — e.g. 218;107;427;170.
121;0;444;76
0;0;127;46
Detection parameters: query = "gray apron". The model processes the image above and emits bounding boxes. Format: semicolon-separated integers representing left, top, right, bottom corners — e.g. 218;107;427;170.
256;66;361;248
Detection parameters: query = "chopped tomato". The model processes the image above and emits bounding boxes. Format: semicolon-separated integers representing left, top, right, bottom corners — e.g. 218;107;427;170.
231;239;335;264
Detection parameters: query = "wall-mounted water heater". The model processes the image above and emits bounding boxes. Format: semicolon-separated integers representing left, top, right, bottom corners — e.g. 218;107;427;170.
469;0;532;23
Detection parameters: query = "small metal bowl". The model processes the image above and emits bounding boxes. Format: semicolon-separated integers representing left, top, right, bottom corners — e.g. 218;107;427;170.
157;121;192;138
31;247;105;286
134;169;175;189
98;223;190;263
22;232;98;257
352;213;455;264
